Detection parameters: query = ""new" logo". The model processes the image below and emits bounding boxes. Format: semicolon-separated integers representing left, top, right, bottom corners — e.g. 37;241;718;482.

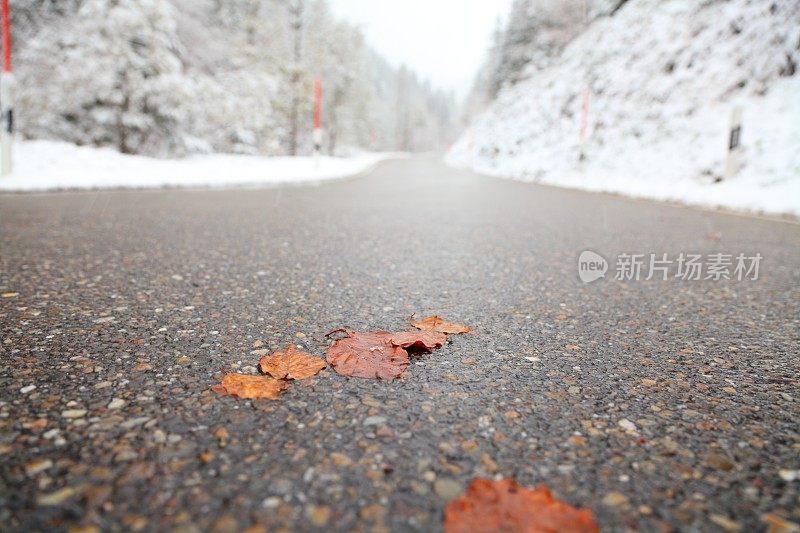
578;251;608;283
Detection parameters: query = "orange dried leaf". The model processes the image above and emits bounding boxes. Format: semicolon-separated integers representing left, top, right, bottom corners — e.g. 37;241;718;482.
259;344;326;380
411;315;471;334
326;331;409;381
444;478;599;533
212;374;288;400
390;331;447;352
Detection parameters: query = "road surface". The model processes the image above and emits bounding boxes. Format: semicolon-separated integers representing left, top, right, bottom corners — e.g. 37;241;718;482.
1;158;799;532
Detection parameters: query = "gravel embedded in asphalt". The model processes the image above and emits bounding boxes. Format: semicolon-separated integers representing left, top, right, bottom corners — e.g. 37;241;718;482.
1;158;799;531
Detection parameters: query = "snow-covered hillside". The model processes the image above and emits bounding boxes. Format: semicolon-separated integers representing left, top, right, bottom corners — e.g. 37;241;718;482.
448;0;800;216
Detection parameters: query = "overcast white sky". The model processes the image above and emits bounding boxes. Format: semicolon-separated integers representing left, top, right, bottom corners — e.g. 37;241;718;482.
328;0;512;100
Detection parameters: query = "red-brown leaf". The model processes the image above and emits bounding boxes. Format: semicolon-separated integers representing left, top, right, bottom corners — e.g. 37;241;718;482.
444;478;599;533
326;331;409;381
259;344;326;380
389;331;447;352
410;315;471;334
212;374;289;400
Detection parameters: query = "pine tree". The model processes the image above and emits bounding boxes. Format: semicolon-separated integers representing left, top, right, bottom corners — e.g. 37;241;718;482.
488;0;588;98
492;0;535;96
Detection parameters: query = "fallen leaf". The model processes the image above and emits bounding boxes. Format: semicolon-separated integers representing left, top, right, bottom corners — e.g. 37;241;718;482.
444;478;598;533
259;344;326;380
326;330;409;381
410;315;470;334
211;374;288;400
389;331;447;352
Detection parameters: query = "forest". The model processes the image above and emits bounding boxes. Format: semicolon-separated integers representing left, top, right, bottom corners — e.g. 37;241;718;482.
13;0;458;157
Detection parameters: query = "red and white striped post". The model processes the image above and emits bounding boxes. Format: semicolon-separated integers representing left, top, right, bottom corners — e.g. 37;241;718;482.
1;0;13;176
312;78;323;158
580;88;590;143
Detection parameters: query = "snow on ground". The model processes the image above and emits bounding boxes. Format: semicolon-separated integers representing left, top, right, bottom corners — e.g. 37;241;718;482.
448;0;800;217
0;140;391;192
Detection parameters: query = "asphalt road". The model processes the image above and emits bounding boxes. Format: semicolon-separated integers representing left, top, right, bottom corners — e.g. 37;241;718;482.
1;158;799;532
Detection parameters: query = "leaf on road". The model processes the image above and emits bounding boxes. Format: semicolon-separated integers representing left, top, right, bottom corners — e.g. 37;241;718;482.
259;344;326;380
411;315;471;334
389;331;447;352
444;478;598;533
326;330;409;381
211;374;289;400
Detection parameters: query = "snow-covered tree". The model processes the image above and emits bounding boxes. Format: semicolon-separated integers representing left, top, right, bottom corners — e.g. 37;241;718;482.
19;0;187;155
492;0;536;96
14;0;456;157
490;0;592;96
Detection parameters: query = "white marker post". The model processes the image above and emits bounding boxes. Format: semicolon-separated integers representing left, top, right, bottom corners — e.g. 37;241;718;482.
1;0;13;177
579;88;590;161
1;73;13;177
313;78;322;165
722;106;743;182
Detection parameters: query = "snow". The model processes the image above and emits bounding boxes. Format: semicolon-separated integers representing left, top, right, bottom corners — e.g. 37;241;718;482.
448;0;800;217
0;140;391;191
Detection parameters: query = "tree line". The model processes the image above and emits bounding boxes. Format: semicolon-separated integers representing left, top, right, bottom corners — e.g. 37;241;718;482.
13;0;458;157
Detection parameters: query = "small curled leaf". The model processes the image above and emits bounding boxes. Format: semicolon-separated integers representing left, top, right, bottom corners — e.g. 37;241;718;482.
212;374;289;400
410;315;471;334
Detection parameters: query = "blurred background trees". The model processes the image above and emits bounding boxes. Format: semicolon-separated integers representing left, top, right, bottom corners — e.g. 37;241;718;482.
12;0;458;157
464;0;624;120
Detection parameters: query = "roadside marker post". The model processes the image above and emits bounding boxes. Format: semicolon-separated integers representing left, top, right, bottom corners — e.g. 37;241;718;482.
313;79;323;163
580;88;590;142
722;106;743;181
1;0;13;177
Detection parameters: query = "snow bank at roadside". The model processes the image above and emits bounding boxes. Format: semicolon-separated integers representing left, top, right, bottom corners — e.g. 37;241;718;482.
448;0;800;217
0;140;391;192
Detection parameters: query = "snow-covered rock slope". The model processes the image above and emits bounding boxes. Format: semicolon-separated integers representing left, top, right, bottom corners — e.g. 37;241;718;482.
448;0;800;216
